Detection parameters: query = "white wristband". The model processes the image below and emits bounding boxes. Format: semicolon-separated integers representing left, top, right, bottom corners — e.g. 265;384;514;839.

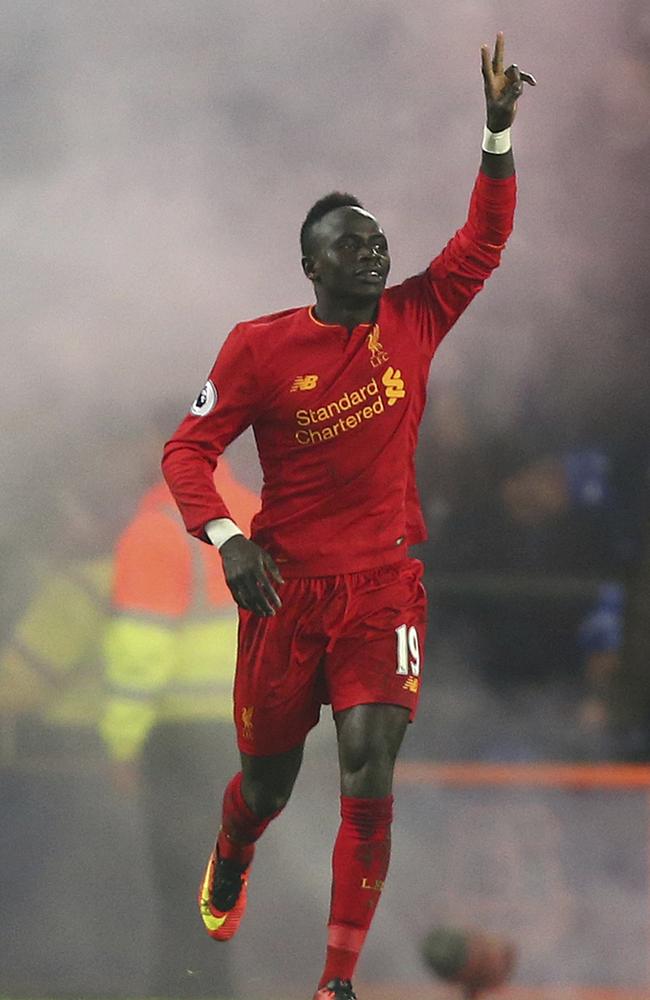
205;518;244;549
482;125;512;155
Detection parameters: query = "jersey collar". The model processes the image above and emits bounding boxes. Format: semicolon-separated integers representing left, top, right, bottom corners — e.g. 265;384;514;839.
308;305;375;332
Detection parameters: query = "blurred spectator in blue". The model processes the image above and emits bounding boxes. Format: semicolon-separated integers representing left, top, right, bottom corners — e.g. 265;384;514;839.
575;583;625;759
430;439;616;577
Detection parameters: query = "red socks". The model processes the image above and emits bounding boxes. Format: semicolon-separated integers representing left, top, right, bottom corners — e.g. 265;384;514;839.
217;778;393;986
319;795;394;988
217;771;282;868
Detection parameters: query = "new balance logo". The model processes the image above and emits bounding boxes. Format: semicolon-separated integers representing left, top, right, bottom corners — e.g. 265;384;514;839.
382;366;405;406
290;375;319;391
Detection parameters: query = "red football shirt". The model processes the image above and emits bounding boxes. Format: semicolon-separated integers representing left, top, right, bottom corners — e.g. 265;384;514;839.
162;170;516;577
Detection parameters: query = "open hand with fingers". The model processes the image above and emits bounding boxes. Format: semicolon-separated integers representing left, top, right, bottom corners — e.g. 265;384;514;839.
219;534;284;616
481;31;536;133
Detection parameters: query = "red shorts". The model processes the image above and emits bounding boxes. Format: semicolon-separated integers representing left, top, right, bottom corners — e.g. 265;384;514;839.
233;558;427;756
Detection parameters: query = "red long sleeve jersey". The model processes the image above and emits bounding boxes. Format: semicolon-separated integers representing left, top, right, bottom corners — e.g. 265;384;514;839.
163;171;516;577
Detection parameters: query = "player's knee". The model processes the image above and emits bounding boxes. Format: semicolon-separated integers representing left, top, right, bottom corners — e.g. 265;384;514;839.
340;748;397;798
344;742;395;776
241;743;303;817
336;704;408;783
341;727;401;778
244;778;294;818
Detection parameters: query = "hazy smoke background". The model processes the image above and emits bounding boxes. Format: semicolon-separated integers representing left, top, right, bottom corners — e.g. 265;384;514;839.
2;1;649;998
4;0;648;510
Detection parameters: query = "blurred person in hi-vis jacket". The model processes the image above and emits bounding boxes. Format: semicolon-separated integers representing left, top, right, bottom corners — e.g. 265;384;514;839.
101;455;258;998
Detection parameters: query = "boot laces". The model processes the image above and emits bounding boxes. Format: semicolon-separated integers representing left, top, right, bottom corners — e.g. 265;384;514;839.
211;857;245;912
324;979;357;1000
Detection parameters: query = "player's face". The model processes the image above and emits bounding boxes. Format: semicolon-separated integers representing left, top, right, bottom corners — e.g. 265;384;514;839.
305;207;391;301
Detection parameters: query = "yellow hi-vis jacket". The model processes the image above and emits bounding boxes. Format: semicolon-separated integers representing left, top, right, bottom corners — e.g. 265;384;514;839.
0;558;111;729
100;462;259;763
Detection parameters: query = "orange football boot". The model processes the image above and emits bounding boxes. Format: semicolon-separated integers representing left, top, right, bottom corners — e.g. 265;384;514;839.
197;847;250;941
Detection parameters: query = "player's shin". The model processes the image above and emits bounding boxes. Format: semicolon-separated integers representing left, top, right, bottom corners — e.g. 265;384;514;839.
218;770;283;865
199;770;286;942
318;795;394;988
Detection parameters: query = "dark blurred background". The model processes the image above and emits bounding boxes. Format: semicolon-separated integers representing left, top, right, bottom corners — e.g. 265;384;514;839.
1;1;649;998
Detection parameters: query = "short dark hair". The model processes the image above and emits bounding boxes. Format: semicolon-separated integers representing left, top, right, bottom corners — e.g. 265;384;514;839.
300;191;365;256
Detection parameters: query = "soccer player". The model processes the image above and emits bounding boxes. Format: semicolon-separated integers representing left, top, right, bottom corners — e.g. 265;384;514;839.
162;33;535;1000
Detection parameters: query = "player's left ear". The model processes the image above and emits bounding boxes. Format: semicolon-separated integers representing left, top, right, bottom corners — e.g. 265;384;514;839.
302;255;318;281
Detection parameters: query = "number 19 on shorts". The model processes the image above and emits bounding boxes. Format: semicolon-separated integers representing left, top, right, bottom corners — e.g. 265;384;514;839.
395;623;420;676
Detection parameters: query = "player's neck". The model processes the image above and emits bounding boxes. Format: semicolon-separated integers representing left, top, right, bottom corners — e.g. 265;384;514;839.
312;295;378;331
